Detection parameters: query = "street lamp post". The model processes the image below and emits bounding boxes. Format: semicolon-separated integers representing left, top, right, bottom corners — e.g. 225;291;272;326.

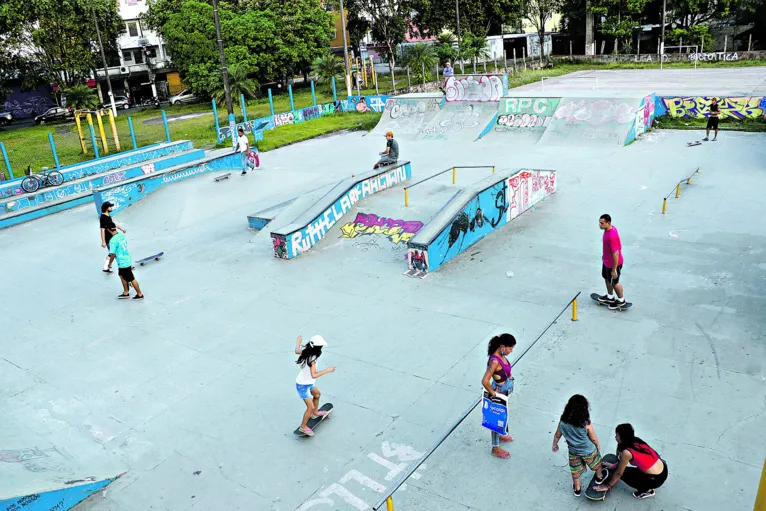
339;0;352;97
92;5;117;116
211;0;236;147
456;0;463;73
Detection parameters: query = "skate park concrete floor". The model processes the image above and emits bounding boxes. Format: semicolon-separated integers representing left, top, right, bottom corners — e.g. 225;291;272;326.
1;70;765;511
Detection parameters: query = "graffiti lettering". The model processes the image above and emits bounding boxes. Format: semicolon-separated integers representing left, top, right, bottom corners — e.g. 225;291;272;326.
689;52;739;62
339;213;423;245
388;98;440;120
444;75;505;102
502;97;559;116
508;170;556;221
273;112;295;127
659;96;765;119
161;163;209;184
497;114;547;128
102;171;126;185
553;99;635;125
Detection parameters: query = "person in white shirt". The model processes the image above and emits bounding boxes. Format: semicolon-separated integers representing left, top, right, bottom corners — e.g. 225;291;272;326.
235;128;250;175
294;335;335;436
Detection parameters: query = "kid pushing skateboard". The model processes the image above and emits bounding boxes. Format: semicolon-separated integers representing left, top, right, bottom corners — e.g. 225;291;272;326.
294;335;335;436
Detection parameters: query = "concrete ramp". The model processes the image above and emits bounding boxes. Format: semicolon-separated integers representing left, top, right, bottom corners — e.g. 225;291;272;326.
419;101;499;142
373;94;444;140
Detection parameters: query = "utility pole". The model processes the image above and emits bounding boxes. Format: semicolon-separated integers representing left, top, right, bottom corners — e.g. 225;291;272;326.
339;0;352;97
660;0;667;69
456;0;463;72
211;0;236;147
92;5;117;116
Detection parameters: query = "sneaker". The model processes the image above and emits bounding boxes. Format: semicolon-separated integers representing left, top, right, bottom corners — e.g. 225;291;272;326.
299;426;314;436
133;295;144;300
573;484;582;497
103;268;113;274
609;300;627;310
595;468;609;485
118;293;130;299
702;137;709;141
597;294;614;304
712;137;717;141
633;490;655;499
241;171;247;175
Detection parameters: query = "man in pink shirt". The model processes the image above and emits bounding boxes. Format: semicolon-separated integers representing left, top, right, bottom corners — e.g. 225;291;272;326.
598;214;626;309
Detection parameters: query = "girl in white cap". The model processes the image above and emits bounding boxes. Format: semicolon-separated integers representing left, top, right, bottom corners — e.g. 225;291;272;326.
294;334;335;436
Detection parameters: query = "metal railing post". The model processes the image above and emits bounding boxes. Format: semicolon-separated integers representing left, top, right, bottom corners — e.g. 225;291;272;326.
404;188;409;207
662;198;667;214
0;142;13;179
386;496;394;511
128;117;138;149
452;167;456;184
675;183;681;198
571;298;578;321
48;133;61;168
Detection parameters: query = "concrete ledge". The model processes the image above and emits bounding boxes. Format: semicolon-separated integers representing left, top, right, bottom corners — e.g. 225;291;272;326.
407;168;557;274
0;474;122;511
93;149;240;215
270;162;412;259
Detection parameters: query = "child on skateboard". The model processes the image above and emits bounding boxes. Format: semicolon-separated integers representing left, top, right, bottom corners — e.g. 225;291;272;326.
481;333;517;459
107;227;144;300
294;335;335;436
552;395;608;496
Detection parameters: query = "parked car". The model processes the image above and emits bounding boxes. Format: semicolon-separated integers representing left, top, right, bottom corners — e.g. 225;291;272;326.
34;107;73;125
169;89;198;106
0;111;12;126
99;96;131;110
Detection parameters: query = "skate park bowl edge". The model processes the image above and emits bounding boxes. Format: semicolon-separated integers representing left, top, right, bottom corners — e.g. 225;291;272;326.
269;162;412;259
406;169;557;276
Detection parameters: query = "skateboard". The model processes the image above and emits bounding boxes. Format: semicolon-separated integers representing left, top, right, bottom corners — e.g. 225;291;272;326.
687;141;702;147
214;173;231;182
590;293;632;311
134;252;164;266
585;453;618;501
403;269;429;279
293;403;333;437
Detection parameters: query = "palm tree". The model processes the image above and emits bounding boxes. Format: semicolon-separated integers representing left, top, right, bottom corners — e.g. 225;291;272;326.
62;84;98;111
400;43;437;84
213;64;259;105
435;32;458;66
311;52;344;91
461;32;491;72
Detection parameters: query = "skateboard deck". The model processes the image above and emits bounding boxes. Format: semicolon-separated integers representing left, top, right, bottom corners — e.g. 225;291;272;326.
585;454;618;501
214;173;231;182
687;141;702;147
135;252;164;266
294;403;333;437
403;269;429;279
590;293;632;311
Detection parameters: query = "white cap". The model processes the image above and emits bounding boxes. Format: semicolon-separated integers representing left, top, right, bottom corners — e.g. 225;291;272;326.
309;335;327;347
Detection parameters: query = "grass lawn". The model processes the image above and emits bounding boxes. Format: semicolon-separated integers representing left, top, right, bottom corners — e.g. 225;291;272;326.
654;115;766;131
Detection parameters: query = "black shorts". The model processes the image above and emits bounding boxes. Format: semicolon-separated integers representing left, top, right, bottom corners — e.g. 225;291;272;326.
706;116;719;129
118;266;135;282
602;264;622;285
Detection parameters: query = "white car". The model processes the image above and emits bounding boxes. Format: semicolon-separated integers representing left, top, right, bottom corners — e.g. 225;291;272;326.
169;89;198;106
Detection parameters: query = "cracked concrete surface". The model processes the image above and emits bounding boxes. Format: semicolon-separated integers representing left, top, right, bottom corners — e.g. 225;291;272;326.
0;69;765;511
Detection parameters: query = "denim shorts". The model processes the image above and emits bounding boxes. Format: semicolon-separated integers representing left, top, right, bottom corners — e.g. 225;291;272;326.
296;383;314;399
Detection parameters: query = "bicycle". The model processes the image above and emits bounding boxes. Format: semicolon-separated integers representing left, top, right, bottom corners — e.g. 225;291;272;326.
21;165;65;193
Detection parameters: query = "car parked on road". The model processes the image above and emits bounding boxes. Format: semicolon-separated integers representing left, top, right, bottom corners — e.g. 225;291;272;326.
169;89;198;106
98;96;132;110
34;107;73;125
0;111;12;126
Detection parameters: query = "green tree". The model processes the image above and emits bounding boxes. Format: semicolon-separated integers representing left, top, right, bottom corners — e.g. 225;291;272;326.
212;64;259;105
400;43;437;82
62;84;99;110
523;0;563;62
411;0;523;38
590;0;650;52
460;32;490;70
434;32;458;65
311;52;345;90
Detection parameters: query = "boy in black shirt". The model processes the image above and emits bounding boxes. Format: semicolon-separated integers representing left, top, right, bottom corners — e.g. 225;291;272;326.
99;201;126;273
703;97;720;141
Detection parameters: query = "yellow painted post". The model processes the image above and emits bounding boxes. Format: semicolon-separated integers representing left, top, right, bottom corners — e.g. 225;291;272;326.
452;167;456;184
662;198;667;214
492;166;496;173
108;110;121;151
361;56;368;87
95;111;109;154
74;113;87;154
386;497;394;511
370;56;377;88
696;167;700;173
675;183;681;198
404;188;409;207
571;298;578;321
755;457;766;511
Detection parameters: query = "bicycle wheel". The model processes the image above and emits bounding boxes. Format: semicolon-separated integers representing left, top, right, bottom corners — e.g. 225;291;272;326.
21;176;40;193
47;170;64;187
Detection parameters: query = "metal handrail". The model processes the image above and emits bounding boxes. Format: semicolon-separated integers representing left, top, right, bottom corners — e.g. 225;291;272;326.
371;291;582;510
404;166;496;207
662;167;701;214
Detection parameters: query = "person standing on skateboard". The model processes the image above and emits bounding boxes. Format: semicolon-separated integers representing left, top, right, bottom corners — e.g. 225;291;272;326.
294;335;335;436
481;333;517;459
703;97;720;141
597;214;627;309
107;227;144;300
99;201;125;274
552;395;609;496
593;423;668;499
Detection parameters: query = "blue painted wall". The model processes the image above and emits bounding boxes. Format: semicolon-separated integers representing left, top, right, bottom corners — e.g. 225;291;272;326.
0;476;116;511
94;152;241;215
271;163;411;259
0;148;203;220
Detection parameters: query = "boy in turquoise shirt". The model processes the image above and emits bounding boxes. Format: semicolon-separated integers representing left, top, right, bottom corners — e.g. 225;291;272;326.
108;227;144;300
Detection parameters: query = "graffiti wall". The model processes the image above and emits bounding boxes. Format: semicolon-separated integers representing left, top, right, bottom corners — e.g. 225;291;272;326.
2;84;56;119
272;163;412;259
376;96;443;138
496;97;560;132
625;93;656;144
444;75;508;102
407;169;556;274
420;102;498;141
346;95;390;113
339;213;423;245
655;96;766;119
540;97;642;146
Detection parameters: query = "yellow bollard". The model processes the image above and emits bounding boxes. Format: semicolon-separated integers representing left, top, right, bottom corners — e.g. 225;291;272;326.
675;183;680;198
386;497;394;511
571;298;578;321
687;178;691;185
95;110;109;154
74;113;87;154
755;457;766;511
662;198;667;215
108;109;121;151
696;167;700;173
492;166;496;173
452;167;456;184
404;188;409;207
